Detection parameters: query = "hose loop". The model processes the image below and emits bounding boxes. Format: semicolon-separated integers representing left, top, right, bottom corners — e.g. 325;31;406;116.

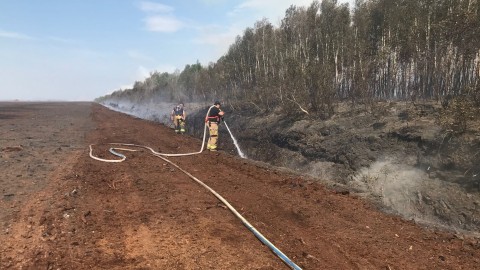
89;105;302;270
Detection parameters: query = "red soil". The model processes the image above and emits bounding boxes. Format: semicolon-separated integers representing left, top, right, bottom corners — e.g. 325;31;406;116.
1;102;478;269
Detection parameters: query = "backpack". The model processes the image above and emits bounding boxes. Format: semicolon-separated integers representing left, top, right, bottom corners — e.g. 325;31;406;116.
173;106;184;116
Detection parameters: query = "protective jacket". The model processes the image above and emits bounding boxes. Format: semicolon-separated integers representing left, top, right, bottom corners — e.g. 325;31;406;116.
207;106;222;123
173;106;184;116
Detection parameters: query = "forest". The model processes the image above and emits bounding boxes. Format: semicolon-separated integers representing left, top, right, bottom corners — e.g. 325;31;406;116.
96;0;480;120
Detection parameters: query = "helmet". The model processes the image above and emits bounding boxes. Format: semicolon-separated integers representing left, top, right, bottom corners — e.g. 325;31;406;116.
214;101;221;106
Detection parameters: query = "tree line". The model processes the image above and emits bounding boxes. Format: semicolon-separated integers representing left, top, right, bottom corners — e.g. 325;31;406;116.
97;0;480;117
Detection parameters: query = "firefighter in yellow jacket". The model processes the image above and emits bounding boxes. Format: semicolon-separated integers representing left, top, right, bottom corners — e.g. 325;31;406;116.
171;103;186;134
205;101;224;151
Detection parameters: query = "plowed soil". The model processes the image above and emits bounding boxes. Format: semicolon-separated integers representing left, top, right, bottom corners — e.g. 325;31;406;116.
1;102;479;269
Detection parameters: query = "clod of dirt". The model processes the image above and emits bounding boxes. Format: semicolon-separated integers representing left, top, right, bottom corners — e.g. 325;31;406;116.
2;146;23;152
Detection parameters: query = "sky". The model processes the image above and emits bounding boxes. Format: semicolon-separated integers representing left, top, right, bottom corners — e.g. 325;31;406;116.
0;0;352;101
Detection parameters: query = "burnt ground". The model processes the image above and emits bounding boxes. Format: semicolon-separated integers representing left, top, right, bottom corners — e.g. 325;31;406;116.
1;102;480;269
187;101;480;235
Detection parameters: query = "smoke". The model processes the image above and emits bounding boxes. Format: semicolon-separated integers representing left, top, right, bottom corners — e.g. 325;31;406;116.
352;157;480;234
100;99;172;126
353;158;426;216
99;97;210;128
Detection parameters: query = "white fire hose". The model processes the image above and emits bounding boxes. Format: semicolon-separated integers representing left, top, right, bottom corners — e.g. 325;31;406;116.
89;105;302;270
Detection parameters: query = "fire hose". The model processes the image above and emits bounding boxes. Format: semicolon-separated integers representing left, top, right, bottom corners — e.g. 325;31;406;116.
89;105;302;270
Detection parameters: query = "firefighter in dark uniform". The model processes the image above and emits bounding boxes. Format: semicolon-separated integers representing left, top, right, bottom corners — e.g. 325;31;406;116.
205;101;224;151
171;103;186;134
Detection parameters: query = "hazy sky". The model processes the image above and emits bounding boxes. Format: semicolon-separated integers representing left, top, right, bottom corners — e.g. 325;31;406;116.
0;0;352;101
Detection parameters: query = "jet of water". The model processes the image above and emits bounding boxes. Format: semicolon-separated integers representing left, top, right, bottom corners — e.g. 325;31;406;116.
223;121;247;159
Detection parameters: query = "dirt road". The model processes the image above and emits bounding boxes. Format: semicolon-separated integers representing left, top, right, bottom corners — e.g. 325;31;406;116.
1;102;479;269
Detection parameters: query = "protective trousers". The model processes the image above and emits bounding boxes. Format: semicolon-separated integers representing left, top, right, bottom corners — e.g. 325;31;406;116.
174;116;185;133
207;122;218;150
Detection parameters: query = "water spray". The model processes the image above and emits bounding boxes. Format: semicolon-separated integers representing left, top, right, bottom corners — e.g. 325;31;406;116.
223;121;247;159
91;105;302;269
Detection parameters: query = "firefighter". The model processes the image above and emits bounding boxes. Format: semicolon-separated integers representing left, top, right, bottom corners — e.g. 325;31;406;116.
171;103;186;134
205;101;224;151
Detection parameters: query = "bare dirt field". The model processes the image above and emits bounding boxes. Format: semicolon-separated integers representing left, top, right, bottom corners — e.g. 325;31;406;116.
1;102;479;269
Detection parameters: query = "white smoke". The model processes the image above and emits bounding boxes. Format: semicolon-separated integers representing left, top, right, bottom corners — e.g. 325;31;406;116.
353;158;426;217
100;98;209;128
100;99;173;126
352;157;480;234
